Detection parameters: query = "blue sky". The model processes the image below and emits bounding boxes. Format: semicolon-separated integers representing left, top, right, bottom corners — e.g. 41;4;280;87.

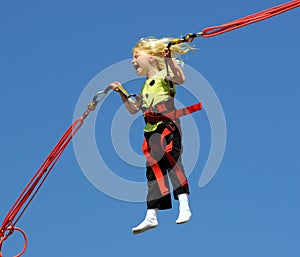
0;1;299;257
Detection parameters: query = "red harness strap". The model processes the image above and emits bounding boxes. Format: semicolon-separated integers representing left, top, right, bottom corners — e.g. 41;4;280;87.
144;102;202;123
142;138;170;196
160;126;188;188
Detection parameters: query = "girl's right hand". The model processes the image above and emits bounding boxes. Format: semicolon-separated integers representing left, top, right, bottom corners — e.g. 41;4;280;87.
110;81;122;92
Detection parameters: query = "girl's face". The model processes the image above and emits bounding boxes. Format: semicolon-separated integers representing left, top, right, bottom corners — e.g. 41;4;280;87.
132;49;153;76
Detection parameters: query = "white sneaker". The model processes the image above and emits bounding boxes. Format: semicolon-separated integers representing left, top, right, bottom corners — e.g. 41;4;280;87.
176;210;192;224
132;209;158;234
132;218;158;234
176;193;192;224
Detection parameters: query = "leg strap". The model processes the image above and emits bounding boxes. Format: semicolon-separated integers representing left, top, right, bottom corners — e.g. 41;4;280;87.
142;138;170;196
142;124;188;196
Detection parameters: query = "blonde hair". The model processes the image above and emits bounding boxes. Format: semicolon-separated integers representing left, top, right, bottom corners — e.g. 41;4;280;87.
132;37;195;71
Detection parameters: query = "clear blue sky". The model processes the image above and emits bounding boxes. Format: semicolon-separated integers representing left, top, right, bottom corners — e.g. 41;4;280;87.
1;1;299;257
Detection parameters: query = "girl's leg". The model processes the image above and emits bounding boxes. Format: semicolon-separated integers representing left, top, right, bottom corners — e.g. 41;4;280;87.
146;165;172;210
162;122;192;224
133;131;173;234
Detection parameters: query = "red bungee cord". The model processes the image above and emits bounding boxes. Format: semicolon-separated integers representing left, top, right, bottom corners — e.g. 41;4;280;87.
0;87;110;257
167;0;300;45
0;1;299;256
0;118;83;256
201;0;300;38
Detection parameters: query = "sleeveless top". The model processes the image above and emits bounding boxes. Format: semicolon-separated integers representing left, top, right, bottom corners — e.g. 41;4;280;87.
139;70;176;132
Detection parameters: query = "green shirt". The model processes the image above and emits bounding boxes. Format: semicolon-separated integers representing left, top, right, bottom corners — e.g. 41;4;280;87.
140;70;176;132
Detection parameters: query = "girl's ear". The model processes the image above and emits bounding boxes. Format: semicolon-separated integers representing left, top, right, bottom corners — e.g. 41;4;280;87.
149;55;155;63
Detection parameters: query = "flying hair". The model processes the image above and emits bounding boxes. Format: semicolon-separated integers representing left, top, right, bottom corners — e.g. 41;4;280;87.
132;37;195;71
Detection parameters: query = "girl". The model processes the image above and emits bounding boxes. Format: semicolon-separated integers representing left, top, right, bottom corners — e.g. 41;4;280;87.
110;37;195;234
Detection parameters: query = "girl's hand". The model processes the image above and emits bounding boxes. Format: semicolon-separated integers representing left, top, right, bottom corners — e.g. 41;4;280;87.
162;48;172;58
110;81;122;92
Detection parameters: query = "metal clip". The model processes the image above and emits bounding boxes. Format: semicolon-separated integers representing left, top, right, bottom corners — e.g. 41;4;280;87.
184;33;195;43
88;86;112;111
80;86;112;120
167;32;203;48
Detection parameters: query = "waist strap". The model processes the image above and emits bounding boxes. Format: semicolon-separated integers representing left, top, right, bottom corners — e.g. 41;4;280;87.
144;102;202;123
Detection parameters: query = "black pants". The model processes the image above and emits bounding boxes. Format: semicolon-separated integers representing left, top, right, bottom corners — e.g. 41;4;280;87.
142;121;189;210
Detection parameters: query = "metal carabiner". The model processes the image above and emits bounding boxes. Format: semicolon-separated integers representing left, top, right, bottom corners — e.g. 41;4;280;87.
88;86;112;111
167;32;203;48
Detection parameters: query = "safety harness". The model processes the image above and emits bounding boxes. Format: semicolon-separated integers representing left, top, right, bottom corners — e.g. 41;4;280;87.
141;81;202;126
112;78;202;124
138;54;202;196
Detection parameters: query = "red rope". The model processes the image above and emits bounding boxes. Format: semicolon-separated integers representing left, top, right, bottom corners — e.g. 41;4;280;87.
202;0;300;38
0;114;86;256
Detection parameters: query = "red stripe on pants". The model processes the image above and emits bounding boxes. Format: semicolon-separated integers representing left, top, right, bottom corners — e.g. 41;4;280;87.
161;127;188;188
142;138;170;196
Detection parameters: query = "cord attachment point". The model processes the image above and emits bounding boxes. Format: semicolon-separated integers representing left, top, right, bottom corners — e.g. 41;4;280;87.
167;32;201;48
84;86;112;115
0;226;28;257
184;33;196;43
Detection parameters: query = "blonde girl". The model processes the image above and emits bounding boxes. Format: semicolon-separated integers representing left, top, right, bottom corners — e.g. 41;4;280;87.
110;37;195;234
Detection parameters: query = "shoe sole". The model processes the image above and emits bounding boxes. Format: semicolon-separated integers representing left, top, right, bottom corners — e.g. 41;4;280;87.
176;219;189;224
132;224;158;234
176;214;192;224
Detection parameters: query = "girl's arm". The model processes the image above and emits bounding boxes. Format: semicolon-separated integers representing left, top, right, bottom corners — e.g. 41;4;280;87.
110;81;140;114
163;48;186;85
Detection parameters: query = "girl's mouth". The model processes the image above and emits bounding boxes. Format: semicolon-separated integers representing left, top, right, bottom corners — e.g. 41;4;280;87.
133;64;142;73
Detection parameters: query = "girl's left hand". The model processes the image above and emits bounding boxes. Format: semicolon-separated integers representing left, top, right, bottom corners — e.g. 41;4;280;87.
162;48;171;58
110;81;122;92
